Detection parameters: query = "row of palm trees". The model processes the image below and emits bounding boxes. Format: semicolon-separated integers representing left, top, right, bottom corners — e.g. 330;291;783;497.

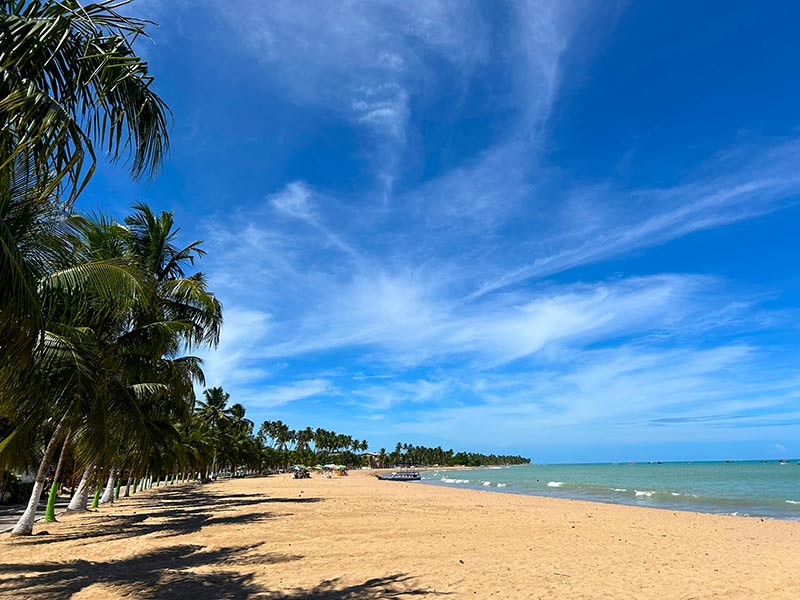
1;1;208;535
193;391;371;474
379;443;530;468
258;421;369;468
1;203;223;535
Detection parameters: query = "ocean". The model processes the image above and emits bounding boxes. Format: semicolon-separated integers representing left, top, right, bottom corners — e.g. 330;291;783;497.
421;461;800;521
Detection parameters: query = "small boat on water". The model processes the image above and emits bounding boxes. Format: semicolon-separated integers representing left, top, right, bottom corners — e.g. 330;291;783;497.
376;470;421;481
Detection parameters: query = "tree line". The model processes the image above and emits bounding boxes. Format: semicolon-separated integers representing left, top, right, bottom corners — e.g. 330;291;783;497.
378;443;530;468
192;388;370;473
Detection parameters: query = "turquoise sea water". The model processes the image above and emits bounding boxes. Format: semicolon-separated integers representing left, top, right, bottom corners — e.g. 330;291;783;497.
420;461;800;520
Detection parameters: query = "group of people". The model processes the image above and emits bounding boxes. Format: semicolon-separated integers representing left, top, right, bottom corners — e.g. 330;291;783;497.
289;466;349;479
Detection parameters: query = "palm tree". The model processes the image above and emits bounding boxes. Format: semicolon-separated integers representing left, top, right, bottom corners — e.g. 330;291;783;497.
294;427;314;453
2;205;218;533
72;206;218;507
1;0;170;379
194;387;232;478
195;387;232;431
1;246;148;531
229;404;254;434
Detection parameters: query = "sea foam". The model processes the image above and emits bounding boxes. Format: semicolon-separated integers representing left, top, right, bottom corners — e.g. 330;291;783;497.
547;481;564;488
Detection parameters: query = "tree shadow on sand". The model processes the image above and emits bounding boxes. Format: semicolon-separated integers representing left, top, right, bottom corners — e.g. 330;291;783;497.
0;547;446;599
6;485;323;547
269;574;453;599
0;485;446;598
0;543;298;599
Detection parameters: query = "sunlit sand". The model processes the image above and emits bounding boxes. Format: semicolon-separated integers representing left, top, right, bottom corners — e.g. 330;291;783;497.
1;472;798;599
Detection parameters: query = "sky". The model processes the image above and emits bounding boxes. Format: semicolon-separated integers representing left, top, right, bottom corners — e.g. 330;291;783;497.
78;0;800;463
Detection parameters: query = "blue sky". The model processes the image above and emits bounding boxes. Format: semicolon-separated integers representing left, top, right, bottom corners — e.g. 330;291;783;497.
79;1;800;463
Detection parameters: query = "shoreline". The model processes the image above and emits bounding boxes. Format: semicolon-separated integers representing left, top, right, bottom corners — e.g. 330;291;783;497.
408;462;800;522
415;476;800;523
1;472;798;598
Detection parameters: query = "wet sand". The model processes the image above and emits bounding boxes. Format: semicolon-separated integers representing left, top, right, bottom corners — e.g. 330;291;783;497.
0;471;798;599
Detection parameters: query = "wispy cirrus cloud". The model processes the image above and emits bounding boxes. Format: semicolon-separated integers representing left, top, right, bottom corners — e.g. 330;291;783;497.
470;140;800;296
352;343;800;453
245;379;335;409
206;0;498;197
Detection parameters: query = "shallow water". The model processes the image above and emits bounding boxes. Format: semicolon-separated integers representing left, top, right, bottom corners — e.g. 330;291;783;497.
421;460;800;520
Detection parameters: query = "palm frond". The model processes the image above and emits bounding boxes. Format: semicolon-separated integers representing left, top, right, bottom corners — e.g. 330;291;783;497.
1;0;171;198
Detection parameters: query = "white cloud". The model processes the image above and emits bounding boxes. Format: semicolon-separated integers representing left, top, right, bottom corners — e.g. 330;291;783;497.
471;152;800;296
245;379;334;409
197;306;272;388
270;181;314;221
354;343;800;450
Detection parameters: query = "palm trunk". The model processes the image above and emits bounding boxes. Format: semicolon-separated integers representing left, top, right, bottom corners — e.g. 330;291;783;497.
67;461;95;511
124;476;132;497
115;474;123;500
11;422;66;536
90;483;101;508
99;462;118;504
136;467;149;492
44;431;72;523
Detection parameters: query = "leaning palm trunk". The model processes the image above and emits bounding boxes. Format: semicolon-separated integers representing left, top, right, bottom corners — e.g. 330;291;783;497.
11;422;66;535
45;431;72;522
139;467;149;491
124;476;132;497
99;463;118;504
67;461;95;511
90;484;101;508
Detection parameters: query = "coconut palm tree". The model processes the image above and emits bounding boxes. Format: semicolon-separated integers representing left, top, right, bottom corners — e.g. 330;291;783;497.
51;211;188;510
195;387;233;477
1;0;170;380
3;204;218;533
195;387;232;431
229;403;254;435
0;252;148;532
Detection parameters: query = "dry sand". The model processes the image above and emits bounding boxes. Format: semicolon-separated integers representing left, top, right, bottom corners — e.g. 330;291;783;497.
0;470;798;599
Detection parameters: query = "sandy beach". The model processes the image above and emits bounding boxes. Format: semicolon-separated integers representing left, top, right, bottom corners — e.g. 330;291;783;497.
0;471;798;599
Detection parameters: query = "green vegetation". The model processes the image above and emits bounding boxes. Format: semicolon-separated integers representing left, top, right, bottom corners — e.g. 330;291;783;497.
0;0;181;535
381;443;530;468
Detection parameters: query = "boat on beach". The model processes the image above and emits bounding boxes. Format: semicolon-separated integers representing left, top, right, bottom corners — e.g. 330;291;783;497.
376;470;421;481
